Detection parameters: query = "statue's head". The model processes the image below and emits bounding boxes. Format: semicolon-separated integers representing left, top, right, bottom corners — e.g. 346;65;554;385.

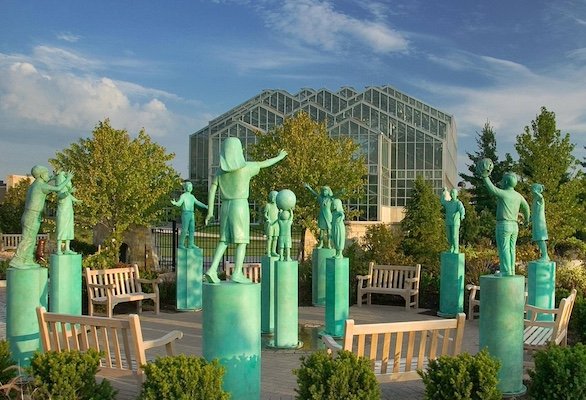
501;172;518;189
321;186;333;196
31;165;49;181
450;188;459;200
269;190;278;202
183;181;193;193
333;198;343;212
220;137;246;172
280;210;291;220
531;183;544;194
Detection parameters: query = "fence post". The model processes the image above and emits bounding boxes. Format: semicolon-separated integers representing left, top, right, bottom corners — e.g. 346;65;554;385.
172;220;177;271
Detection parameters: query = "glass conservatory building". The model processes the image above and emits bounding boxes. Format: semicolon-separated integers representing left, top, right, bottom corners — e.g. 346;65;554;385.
189;86;457;224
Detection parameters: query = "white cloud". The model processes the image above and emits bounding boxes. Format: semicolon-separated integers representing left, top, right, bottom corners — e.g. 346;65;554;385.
57;32;81;43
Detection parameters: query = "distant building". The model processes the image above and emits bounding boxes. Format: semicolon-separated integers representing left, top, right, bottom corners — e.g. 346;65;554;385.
0;181;6;202
189;86;457;226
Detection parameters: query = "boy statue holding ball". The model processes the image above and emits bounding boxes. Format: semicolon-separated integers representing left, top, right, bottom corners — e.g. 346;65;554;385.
276;189;296;261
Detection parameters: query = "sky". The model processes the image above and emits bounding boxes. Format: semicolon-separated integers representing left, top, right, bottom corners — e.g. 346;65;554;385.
1;0;586;182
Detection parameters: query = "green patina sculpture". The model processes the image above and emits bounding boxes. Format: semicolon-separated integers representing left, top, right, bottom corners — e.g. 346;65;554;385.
276;189;296;262
303;183;334;249
205;138;287;283
55;171;81;255
171;181;208;249
264;190;280;257
440;187;465;253
10;166;72;269
330;198;346;258
531;183;549;261
476;159;530;276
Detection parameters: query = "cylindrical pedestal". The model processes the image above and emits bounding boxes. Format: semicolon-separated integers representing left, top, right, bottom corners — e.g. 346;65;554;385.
527;260;556;322
49;254;82;315
438;252;465;318
274;260;299;348
261;255;278;334
324;257;349;338
203;282;261;400
6;267;48;366
479;274;526;396
312;248;335;306
176;247;203;310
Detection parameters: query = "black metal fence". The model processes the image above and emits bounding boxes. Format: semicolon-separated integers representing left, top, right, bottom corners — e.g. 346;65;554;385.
151;223;303;272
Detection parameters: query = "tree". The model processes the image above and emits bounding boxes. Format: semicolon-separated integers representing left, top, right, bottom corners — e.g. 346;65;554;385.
515;107;583;244
0;178;32;233
401;175;446;272
248;112;367;231
50;119;180;250
458;189;481;246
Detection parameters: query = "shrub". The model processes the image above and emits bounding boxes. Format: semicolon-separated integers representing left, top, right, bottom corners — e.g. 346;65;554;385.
418;349;501;400
0;340;17;384
527;343;586;399
556;260;586;296
0;259;9;280
293;350;380;400
28;349;117;400
138;355;229;400
298;258;312;306
555;237;586;259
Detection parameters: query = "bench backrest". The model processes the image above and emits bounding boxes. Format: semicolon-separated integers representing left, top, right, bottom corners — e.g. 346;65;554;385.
85;265;142;297
36;306;148;378
525;289;577;346
224;262;262;283
342;313;466;382
368;262;421;290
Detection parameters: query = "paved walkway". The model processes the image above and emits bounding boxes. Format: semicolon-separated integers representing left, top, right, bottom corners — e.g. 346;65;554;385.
0;287;480;400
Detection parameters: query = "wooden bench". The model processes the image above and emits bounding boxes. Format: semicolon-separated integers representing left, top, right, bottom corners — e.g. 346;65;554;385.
466;280;529;320
322;313;466;382
224;262;262;283
85;264;161;318
524;289;577;364
357;262;421;310
36;306;183;385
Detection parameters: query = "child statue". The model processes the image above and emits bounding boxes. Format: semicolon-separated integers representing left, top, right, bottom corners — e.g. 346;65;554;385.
303;183;334;249
276;189;296;262
10;166;72;269
171;181;208;249
330;198;346;258
55;171;82;255
205;138;287;283
531;183;549;261
440;187;465;253
264;190;280;257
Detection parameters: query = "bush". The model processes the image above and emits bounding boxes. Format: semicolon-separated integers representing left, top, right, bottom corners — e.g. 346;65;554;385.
0;259;9;280
28;349;117;399
528;343;586;399
0;340;17;385
70;239;98;256
556;260;586;295
298;258;313;306
293;350;380;400
418;349;501;400
138;355;229;400
555;237;586;259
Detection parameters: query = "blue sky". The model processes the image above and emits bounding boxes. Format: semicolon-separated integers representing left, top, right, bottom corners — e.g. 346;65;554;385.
1;0;586;181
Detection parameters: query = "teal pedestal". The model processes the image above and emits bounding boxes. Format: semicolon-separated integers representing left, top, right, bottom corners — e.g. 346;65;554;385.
312;248;335;306
438;252;465;318
6;267;48;366
527;260;556;322
203;282;261;400
479;274;526;396
324;257;349;338
261;255;278;334
49;254;82;315
176;247;203;311
273;260;300;348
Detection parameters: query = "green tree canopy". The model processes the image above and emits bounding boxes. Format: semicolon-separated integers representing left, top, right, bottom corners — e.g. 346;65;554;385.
248;112;367;231
514;107;583;244
50;119;180;245
401;175;446;272
0;178;32;233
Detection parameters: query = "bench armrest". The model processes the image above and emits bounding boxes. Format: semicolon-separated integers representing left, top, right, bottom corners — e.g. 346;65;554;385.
356;274;371;286
405;277;419;284
87;283;116;291
142;330;184;352
136;277;162;285
524;304;559;322
321;334;342;352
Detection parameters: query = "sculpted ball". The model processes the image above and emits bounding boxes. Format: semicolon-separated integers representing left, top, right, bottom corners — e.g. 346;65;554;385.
276;189;296;211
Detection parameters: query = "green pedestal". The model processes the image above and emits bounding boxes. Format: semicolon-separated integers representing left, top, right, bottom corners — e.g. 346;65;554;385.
6;267;48;366
261;255;278;334
203;282;261;400
312;248;335;306
324;257;349;338
438;252;465;318
479;274;526;396
49;254;82;315
527;260;556;322
176;247;203;310
274;260;299;348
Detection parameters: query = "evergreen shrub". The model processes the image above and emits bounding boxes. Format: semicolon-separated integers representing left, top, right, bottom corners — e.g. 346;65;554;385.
528;343;586;399
418;349;501;400
0;340;17;385
138;355;229;400
294;350;380;400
